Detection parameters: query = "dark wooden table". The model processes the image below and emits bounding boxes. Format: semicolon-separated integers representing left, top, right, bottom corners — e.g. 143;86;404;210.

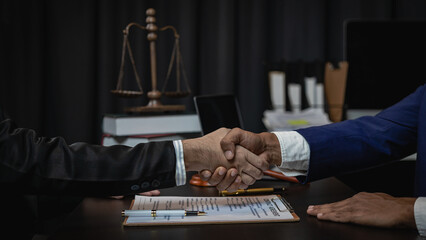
50;177;419;240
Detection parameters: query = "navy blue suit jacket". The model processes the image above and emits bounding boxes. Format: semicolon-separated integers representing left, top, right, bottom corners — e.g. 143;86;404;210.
296;84;426;196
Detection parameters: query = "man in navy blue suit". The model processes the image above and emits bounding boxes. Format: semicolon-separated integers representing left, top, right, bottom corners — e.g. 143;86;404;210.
203;84;426;235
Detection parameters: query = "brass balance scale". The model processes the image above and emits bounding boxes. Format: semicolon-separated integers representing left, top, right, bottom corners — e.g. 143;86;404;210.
111;8;191;113
111;9;210;187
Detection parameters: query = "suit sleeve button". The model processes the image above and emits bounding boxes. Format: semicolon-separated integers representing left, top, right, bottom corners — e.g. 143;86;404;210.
152;179;160;188
141;182;150;189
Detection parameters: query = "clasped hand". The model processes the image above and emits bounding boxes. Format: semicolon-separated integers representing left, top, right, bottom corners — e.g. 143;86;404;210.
186;128;281;192
182;128;270;191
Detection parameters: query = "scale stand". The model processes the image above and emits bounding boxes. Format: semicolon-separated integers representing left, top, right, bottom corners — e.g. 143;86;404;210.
111;8;191;113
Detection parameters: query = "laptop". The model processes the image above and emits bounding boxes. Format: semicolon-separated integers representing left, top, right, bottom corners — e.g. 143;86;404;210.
193;94;244;136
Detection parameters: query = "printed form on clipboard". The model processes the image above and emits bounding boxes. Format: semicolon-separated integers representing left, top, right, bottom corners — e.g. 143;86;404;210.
123;195;299;226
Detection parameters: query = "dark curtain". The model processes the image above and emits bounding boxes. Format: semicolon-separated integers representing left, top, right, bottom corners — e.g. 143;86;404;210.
1;0;426;144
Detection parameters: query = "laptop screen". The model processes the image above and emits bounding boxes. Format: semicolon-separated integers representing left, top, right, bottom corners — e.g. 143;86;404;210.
194;94;243;135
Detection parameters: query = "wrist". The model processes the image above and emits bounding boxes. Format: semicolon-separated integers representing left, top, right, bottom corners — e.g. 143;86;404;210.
182;138;203;172
259;132;282;166
399;198;416;229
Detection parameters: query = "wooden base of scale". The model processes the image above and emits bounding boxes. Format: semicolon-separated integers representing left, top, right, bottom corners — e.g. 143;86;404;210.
124;90;186;113
125;104;185;113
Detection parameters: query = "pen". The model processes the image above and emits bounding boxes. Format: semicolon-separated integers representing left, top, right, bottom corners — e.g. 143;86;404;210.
219;187;285;196
121;210;206;217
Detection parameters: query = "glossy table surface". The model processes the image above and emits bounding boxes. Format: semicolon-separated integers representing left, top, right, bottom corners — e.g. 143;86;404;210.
50;177;419;240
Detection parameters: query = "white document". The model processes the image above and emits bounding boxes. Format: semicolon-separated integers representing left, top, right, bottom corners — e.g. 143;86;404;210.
124;195;298;226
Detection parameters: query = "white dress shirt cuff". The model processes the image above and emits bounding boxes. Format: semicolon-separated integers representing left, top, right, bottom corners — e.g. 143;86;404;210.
414;197;426;236
272;131;310;177
173;140;186;186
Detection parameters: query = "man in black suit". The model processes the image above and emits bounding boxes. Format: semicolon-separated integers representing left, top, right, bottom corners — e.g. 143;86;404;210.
0;106;266;194
0;107;266;238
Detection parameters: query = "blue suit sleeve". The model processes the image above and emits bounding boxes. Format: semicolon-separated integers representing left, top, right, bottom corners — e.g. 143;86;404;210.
296;85;424;183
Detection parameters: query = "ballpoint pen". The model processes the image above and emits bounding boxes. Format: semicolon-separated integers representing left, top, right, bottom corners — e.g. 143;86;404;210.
121;210;206;217
219;187;285;196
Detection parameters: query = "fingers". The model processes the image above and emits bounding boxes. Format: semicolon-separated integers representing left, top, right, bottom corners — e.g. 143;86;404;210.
240;173;256;186
308;207;351;223
307;197;351;214
216;168;240;191
243;147;269;171
234;145;266;180
220;128;245;160
199;170;212;181
305;192;405;227
201;167;249;192
199;145;266;187
306;199;353;224
110;195;124;199
194;127;267;189
307;201;345;217
138;190;161;196
222;175;243;192
201;167;227;185
221;128;266;161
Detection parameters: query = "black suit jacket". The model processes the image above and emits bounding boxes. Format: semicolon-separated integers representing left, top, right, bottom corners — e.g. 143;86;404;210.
0;108;178;196
0;107;178;238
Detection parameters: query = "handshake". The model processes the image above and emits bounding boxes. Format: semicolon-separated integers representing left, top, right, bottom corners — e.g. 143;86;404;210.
182;128;283;192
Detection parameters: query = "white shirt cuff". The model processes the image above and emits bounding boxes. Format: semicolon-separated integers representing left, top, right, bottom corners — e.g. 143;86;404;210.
272;131;310;176
414;197;426;236
173;140;186;186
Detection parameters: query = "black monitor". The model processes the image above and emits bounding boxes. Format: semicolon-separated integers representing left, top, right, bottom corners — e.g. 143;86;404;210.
345;20;426;113
193;94;243;135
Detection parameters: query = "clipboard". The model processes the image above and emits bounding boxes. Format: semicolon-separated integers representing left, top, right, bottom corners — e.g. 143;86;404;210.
123;195;299;226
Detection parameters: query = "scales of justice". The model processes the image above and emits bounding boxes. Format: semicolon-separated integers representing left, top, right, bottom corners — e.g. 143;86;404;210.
111;8;191;113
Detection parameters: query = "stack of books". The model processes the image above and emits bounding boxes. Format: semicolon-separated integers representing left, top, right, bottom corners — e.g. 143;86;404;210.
101;114;202;147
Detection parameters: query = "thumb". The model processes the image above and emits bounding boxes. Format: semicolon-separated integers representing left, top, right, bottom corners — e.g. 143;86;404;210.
220;128;244;160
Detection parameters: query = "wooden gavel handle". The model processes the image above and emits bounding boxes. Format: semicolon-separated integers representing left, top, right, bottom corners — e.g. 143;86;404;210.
264;170;300;183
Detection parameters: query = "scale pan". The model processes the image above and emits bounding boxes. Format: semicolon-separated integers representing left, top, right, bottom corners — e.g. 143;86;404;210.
110;89;143;98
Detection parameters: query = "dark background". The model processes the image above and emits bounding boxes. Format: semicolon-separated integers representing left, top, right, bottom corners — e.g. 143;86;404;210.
2;1;426;237
1;0;426;144
345;20;426;109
